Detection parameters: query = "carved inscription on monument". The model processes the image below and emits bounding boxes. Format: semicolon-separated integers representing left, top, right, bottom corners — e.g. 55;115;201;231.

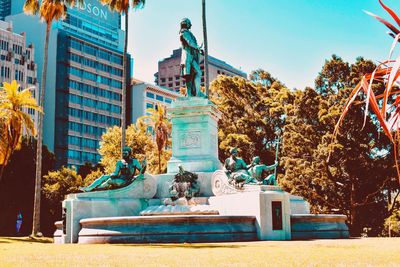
179;131;201;149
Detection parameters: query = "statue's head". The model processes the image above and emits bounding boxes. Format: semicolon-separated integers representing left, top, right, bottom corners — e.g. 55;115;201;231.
180;18;192;29
252;156;260;164
122;146;132;158
230;147;238;156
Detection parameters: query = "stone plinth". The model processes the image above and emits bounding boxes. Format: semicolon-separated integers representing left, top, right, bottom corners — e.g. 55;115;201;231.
291;214;349;240
209;187;292;241
167;97;222;173
78;215;257;244
62;174;157;244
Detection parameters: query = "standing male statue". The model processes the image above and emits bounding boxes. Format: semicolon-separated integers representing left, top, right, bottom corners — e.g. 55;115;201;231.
180;18;205;98
80;147;146;192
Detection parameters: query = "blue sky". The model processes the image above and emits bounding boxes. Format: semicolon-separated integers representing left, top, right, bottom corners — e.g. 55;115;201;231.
127;0;400;89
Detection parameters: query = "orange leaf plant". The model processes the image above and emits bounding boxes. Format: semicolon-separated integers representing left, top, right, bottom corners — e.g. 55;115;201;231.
334;0;400;183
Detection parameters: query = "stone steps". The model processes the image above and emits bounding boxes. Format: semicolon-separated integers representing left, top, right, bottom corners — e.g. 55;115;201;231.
291;214;349;240
78;215;258;244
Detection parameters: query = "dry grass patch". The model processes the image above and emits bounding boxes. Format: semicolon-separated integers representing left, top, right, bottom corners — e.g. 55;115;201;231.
0;237;399;266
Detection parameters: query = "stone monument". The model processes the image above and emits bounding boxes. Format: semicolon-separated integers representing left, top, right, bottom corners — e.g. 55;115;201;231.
54;18;349;244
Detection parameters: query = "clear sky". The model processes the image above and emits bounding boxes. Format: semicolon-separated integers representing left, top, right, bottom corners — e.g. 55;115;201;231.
127;0;400;90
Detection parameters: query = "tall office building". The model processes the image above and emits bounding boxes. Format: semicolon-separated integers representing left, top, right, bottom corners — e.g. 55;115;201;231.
0;0;11;21
7;0;129;168
0;20;39;130
154;48;247;92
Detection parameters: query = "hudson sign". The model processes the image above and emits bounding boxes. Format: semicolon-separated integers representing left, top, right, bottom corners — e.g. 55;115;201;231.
75;0;109;20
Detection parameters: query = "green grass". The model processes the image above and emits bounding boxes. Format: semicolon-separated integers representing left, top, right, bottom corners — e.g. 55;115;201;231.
1;237;399;266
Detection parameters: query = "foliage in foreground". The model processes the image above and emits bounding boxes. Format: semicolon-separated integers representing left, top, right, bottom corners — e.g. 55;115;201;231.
0;80;41;181
334;0;400;183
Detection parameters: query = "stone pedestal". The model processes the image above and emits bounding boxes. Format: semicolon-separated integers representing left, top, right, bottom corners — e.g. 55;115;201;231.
209;186;292;241
62;174;157;243
167;97;222;173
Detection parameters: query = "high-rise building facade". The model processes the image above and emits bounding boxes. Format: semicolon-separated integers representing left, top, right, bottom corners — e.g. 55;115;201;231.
0;20;39;130
131;78;181;124
0;0;11;21
154;48;247;93
7;0;129;168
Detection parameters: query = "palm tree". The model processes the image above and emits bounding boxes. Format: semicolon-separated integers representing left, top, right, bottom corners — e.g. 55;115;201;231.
24;0;82;237
202;0;210;98
0;80;42;182
140;105;170;173
100;0;145;156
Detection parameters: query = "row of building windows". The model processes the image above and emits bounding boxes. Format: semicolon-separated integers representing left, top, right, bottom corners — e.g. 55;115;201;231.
69;94;121;114
0;40;9;51
12;44;22;55
146;92;173;104
69;107;121;125
0;66;10;78
68;135;99;150
69;53;122;77
69;38;122;65
66;14;118;44
69;66;122;89
68;149;101;162
14;70;24;81
69;121;106;137
68;80;121;101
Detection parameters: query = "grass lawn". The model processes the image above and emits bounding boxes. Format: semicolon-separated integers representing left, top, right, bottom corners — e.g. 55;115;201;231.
0;237;399;266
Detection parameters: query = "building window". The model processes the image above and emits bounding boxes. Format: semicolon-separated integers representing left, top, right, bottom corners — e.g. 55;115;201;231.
156;95;164;102
165;98;172;104
168;77;173;81
146;103;154;109
175;81;180;86
146;92;154;99
168;83;173;87
161;78;166;83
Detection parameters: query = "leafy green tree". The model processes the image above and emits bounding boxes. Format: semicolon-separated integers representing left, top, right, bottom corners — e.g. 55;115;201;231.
315;54;350;96
282;57;396;236
210;74;294;165
98;120;170;174
42;167;82;206
42;167;83;236
249;69;276;87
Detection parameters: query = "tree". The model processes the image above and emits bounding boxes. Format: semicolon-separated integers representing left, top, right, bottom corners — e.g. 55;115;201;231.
0;80;41;182
282;57;396;236
315;54;350;96
210;74;294;165
334;0;400;185
139;105;171;173
0;138;55;236
42;167;82;212
100;0;145;156
249;69;276;87
24;0;82;237
42;166;83;235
